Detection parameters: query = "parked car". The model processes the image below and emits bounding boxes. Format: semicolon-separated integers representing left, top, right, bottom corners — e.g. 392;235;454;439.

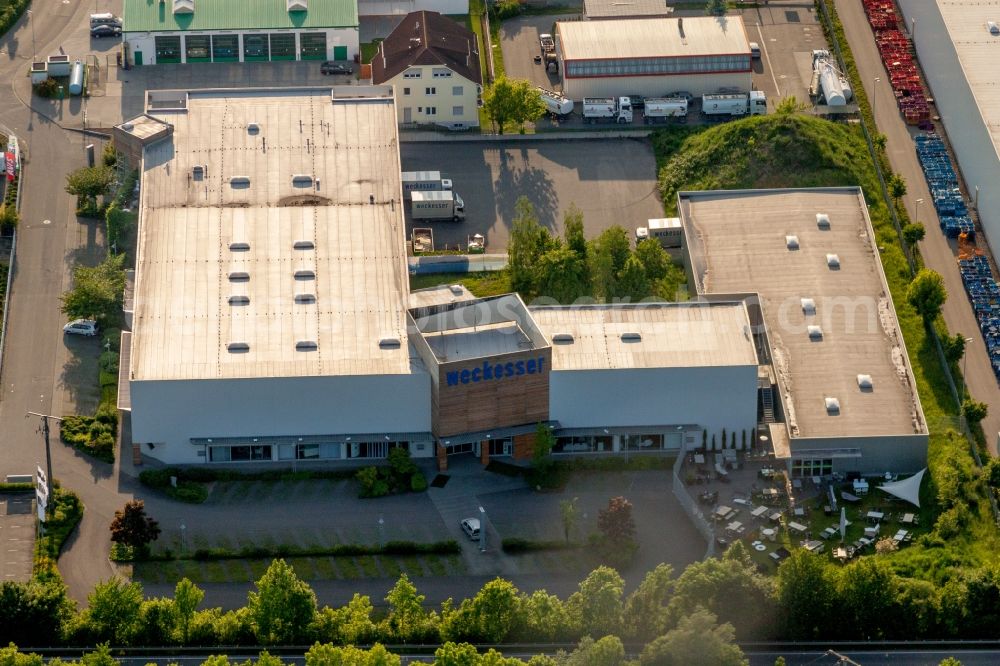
749;41;761;59
90;24;122;38
320;61;352;75
63;319;98;336
460;517;481;540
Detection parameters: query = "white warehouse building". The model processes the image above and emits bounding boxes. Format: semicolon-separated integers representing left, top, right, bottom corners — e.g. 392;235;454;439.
116;91;924;476
555;16;753;100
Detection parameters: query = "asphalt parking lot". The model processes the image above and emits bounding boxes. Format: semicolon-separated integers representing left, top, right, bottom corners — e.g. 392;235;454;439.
399;139;664;251
500;14;573;93
0;496;34;582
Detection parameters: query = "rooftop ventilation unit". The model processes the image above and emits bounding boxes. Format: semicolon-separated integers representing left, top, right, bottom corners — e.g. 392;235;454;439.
230;176;250;188
227;342;249;353
229;241;250;251
801;297;816;315
228;271;250;282
620;332;642;342
296;340;318;351
857;374;873;390
294;293;316;304
785;235;800;250
293;240;315;250
825;397;841;414
292;174;314;187
172;0;194;15
228;295;250;306
379;337;402;349
192;165;205;178
826;254;840;269
294;269;316;280
287;0;308;10
807;325;824;340
449;284;464;295
552;333;575;344
816;213;831;229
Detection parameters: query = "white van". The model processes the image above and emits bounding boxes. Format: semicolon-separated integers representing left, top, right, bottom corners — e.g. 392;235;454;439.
90;13;122;27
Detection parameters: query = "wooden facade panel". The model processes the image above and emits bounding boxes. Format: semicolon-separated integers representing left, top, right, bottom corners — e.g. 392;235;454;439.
434;348;551;437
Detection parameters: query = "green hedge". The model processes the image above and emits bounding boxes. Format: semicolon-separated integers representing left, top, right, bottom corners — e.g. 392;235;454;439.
501;537;578;553
35;487;83;581
117;539;462;562
60;409;116;464
141;466;359;484
0;482;33;493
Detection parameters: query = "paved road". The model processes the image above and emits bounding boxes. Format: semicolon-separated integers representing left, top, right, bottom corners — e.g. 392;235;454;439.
833;0;1000;448
0;0;132;594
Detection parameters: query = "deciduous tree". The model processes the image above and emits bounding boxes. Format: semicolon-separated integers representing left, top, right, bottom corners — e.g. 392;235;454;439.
65;165;114;201
109;500;161;554
567;566;624;637
86;577;144;644
962;399;988;425
777;551;835;639
903;222;926;247
639;608;747;666
622;563;674;642
383;574;429;642
173;578;205;644
506;197;554;297
61;252;127;327
597;496;636;545
906;268;947;321
248;559;318;644
483;76;545;134
559;497;579;544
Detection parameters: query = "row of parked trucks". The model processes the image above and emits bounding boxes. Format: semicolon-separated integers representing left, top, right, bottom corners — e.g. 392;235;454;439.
539;89;768;123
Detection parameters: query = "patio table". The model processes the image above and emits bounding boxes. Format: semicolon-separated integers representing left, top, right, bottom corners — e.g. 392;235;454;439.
788;521;807;533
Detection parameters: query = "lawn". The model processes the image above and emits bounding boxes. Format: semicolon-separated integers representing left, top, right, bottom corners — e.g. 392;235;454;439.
360;39;381;65
651;113;1000;581
409;270;511;297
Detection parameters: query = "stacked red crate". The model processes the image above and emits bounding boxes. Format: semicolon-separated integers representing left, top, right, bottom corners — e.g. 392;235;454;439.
860;1;930;123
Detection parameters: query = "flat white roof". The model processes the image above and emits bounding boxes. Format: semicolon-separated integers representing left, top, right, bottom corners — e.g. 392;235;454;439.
131;87;412;381
556;16;750;61
680;188;927;439
530;303;757;371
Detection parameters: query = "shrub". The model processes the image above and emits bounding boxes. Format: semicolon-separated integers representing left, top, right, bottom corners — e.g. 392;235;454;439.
501;538;576;553
99;350;119;374
493;0;523;20
60;413;116;463
410;471;428;492
34;78;59;98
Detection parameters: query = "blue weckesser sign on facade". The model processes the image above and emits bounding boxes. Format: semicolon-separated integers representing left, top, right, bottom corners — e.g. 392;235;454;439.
446;357;547;386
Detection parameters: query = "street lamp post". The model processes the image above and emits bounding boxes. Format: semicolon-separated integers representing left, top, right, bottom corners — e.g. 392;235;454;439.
872;76;881;118
478;506;486;552
378;515;385;548
914;198;924;226
961;336;975;404
27;10;36;63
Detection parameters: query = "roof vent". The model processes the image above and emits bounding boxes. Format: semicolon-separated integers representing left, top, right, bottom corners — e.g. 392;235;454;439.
292;174;314;187
192;165;205;178
807;325;824;340
296;340;318;351
294;269;316;280
228;271;250;282
229;241;250;251
122;122;134;131
817;213;831;229
230;176;251;188
228;295;250;306
857;374;873;390
801;297;816;315
287;0;308;10
449;284;464;295
379;337;402;349
227;342;249;353
552;333;575;344
293;240;315;250
247;123;260;135
826;253;840;269
785;235;800;250
172;0;194;15
620;332;642;342
294;293;316;304
825;397;841;414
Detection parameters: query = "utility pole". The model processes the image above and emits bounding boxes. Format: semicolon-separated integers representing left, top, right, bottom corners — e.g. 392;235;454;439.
27;409;61;501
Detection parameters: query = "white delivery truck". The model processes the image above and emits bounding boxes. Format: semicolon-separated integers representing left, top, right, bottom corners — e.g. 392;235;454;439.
642;98;688;123
582;97;633;124
701;90;767;117
411;190;466;221
401;171;453;199
635;218;683;248
538;88;574;117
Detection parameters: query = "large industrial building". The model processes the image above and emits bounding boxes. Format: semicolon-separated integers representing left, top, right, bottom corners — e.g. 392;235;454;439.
896;0;1000;262
554;16;752;100
115;89;925;476
122;0;359;66
679;188;929;475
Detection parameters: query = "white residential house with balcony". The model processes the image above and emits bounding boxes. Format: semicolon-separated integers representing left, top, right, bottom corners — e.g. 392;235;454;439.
371;11;482;129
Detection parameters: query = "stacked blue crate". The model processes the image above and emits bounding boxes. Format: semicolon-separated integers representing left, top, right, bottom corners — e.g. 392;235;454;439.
959;256;1000;378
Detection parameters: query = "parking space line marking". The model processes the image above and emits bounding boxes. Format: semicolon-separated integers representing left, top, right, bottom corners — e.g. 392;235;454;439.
757;25;783;99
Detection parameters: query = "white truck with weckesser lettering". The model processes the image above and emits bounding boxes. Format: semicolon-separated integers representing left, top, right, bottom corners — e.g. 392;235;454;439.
401;171;453;199
411;190;466;221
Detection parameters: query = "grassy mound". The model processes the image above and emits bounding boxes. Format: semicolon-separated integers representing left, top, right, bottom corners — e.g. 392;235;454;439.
652;113;1000;579
655;114;878;208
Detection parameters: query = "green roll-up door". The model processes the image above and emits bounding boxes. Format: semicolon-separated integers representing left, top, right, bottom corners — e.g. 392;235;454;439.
334;45;347;61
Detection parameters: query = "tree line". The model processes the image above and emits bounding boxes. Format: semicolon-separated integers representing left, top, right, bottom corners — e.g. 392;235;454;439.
507;197;686;304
